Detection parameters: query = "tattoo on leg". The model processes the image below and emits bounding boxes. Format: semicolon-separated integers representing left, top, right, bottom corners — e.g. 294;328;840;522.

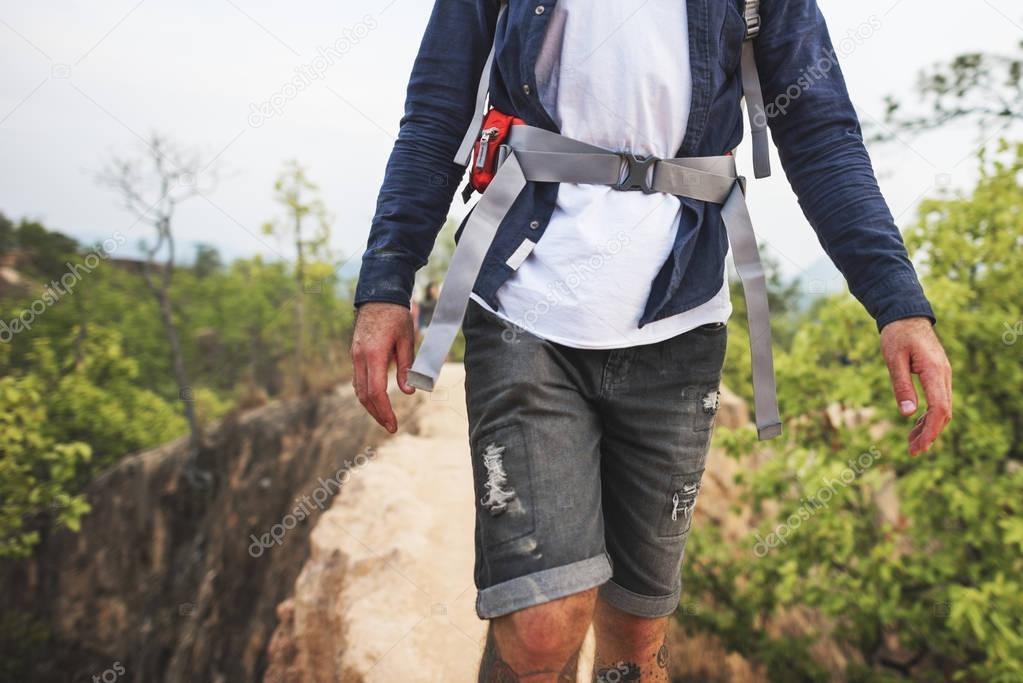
656;636;669;670
594;661;641;682
479;629;519;683
478;628;582;683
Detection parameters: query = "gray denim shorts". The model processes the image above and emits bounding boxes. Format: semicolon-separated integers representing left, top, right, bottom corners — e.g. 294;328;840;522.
462;300;727;620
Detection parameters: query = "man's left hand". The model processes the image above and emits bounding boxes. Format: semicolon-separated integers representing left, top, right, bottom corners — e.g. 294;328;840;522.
880;316;952;456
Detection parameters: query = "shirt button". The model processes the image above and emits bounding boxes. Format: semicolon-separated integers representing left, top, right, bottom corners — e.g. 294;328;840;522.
529;220;540;230
522;84;531;95
534;5;545;14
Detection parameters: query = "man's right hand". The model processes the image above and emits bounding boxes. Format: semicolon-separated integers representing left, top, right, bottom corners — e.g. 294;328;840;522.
351;302;416;433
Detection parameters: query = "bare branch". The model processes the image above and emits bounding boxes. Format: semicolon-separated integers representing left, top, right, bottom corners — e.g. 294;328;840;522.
95;131;220;452
869;45;1023;145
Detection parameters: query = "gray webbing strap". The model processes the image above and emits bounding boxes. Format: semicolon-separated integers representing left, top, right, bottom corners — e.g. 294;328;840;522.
454;2;507;167
409;125;782;440
408;153;528;390
741;0;771;179
721;182;782;439
508;126;738;200
741;43;771;179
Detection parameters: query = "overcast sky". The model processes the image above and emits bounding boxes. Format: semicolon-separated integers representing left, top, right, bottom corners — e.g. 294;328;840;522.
1;0;1020;291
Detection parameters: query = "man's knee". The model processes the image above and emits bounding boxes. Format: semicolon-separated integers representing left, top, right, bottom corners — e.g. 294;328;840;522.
493;588;597;657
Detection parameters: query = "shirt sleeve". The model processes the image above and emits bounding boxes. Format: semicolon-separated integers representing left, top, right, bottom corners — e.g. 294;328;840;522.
354;0;499;308
755;0;936;330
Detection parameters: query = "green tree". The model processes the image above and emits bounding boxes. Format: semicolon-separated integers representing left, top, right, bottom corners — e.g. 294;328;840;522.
873;39;1023;143
26;326;186;464
0;368;91;559
97;133;218;449
0;297;188;557
1;218;79;281
0;177;362;553
684;143;1023;681
0;212;13;252
262;161;334;391
193;243;224;279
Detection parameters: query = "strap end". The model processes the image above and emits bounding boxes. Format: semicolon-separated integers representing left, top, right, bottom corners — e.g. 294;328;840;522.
407;370;436;392
453;140;476;169
752;130;772;179
752;154;771;179
756;421;783;441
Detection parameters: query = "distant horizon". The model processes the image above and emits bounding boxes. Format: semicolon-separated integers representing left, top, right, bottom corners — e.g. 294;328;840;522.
5;205;847;310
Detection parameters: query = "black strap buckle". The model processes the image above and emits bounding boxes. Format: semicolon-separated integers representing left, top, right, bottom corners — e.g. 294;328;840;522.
614;153;658;193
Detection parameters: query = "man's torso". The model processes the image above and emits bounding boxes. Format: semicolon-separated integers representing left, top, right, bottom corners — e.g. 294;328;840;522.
471;0;732;347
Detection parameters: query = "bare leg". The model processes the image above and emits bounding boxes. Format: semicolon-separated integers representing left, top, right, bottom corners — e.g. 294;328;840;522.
592;598;670;682
478;588;597;683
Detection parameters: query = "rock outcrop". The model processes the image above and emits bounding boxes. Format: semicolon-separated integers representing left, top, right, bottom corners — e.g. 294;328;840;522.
2;384;424;683
265;364;485;682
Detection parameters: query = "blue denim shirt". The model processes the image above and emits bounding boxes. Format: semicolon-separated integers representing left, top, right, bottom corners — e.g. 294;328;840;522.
355;0;935;332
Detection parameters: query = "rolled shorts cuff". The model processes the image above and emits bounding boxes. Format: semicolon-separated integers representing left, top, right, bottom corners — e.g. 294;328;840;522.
476;553;613;619
598;579;682;619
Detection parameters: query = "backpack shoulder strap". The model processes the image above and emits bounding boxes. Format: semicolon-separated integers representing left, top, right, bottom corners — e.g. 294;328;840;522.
454;1;508;167
740;0;771;178
459;1;771;178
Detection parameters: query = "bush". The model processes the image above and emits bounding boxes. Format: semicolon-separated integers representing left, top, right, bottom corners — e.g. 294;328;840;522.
0;372;92;558
683;143;1023;681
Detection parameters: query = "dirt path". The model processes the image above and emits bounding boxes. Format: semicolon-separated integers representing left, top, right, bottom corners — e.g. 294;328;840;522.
293;363;593;682
324;362;485;681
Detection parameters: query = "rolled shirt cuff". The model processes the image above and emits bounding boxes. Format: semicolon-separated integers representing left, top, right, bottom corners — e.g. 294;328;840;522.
354;252;417;308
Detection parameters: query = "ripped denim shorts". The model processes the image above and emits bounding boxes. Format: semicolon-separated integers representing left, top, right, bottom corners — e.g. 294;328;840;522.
462;300;727;619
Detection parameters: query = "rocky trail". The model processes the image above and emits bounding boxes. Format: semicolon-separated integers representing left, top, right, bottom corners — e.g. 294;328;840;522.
267;363;490;681
266;362;765;683
4;360;764;682
266;363;598;682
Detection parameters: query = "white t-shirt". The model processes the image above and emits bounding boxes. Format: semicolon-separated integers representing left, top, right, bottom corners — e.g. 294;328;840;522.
471;0;731;348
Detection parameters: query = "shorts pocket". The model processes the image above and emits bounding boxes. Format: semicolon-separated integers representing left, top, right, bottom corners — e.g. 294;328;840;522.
471;422;536;550
658;468;705;538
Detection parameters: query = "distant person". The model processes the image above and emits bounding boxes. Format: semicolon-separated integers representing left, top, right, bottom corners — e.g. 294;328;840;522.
351;0;952;680
417;281;439;338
